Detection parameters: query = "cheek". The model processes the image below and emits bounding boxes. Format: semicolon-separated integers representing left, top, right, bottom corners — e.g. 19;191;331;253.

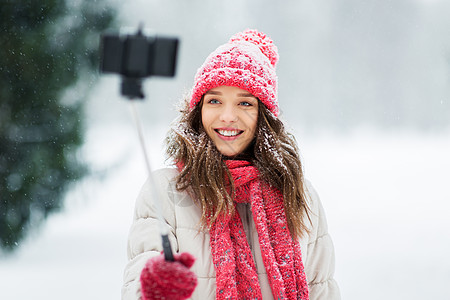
246;111;258;133
201;107;214;131
200;106;207;127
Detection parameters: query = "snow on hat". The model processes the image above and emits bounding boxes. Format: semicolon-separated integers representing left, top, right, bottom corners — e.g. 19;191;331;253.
190;29;280;116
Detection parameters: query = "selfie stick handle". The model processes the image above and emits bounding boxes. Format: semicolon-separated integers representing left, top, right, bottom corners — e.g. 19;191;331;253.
129;100;174;262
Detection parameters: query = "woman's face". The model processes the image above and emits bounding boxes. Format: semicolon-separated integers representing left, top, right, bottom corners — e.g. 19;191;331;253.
201;86;258;157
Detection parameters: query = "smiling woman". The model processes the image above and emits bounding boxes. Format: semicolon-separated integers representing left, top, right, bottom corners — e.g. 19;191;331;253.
122;29;340;300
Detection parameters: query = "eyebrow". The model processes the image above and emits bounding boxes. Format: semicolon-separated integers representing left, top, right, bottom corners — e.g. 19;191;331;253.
205;91;222;95
204;91;255;98
237;93;255;98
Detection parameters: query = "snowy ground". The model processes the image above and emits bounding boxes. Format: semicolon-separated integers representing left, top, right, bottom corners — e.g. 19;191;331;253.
0;124;449;300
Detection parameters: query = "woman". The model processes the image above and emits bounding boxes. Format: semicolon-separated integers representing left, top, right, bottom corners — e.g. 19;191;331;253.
122;29;340;300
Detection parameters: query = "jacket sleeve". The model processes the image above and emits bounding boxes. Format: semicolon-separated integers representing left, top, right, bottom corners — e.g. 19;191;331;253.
304;181;341;300
121;169;179;300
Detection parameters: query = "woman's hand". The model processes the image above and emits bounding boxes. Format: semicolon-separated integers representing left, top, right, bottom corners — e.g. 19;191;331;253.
140;252;198;300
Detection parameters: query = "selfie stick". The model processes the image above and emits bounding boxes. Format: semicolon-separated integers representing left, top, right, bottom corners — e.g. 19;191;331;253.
99;26;178;262
128;100;174;262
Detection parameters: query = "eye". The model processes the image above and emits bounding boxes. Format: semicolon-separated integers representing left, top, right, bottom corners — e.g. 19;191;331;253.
239;101;253;106
207;98;221;104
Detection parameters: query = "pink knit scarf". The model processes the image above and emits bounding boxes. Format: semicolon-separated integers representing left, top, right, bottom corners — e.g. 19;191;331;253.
209;160;309;299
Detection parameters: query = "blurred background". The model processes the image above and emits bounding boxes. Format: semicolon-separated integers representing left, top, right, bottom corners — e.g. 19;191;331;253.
1;0;449;299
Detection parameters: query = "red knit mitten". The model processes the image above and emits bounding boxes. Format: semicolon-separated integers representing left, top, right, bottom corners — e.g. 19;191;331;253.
140;252;198;300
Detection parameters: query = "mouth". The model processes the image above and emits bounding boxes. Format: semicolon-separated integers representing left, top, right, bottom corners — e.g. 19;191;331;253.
214;128;244;138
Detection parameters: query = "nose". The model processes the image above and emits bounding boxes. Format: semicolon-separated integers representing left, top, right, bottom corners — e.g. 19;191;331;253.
219;105;238;123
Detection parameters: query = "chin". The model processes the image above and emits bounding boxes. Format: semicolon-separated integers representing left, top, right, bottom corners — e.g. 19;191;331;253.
220;151;240;157
219;148;242;157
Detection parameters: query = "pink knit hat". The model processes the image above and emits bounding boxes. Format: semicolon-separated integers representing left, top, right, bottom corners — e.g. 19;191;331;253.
190;29;280;116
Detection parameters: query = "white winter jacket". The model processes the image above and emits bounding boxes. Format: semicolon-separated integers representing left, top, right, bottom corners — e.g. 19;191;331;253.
122;168;340;300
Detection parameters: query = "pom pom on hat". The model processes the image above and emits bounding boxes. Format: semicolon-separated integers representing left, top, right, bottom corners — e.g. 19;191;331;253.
229;29;279;67
190;29;280;116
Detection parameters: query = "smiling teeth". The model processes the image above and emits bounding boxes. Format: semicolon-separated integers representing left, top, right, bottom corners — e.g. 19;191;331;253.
218;130;240;136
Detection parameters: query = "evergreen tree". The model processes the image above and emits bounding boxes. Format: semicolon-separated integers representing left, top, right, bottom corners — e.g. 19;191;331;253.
0;1;116;252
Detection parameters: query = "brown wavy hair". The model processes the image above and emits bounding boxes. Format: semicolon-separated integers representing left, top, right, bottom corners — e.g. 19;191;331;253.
166;96;311;238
